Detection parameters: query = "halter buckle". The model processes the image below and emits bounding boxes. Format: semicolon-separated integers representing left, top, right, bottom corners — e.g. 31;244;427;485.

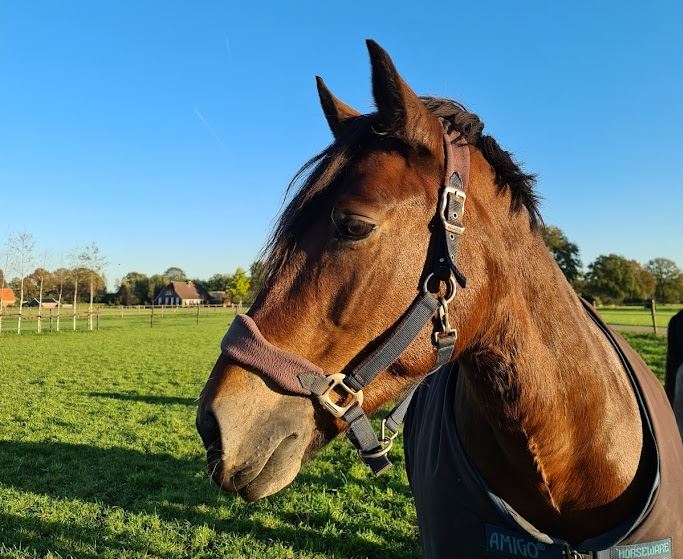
317;373;364;418
440;182;466;236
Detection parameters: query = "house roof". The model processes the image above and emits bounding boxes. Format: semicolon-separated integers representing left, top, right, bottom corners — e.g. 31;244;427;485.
0;288;15;301
26;297;59;305
170;281;203;300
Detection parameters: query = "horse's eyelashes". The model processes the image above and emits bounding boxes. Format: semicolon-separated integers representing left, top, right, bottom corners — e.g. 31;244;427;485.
342;218;375;239
332;214;376;241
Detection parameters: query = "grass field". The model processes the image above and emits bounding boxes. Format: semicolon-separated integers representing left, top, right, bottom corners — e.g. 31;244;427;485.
0;305;238;334
0;313;670;558
596;304;682;331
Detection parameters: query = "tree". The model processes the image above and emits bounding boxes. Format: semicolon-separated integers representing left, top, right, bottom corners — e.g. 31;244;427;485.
585;254;638;305
79;243;107;330
68;251;82;331
53;263;67;331
646;258;683;304
249;260;266;301
205;273;231;292
8;232;35;334
32;254;50;333
541;225;582;287
163;267;186;281
628;260;655;302
227;267;251;310
117;278;135;306
119;272;151;305
0;242;11;333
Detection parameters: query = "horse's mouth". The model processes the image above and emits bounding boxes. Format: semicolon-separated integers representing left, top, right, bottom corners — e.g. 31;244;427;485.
207;433;304;502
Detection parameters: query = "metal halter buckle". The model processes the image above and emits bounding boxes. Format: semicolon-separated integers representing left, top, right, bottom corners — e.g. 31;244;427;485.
440;182;466;236
359;419;400;460
317;373;364;418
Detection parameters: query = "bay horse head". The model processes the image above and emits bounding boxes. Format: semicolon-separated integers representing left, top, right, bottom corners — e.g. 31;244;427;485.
196;40;539;501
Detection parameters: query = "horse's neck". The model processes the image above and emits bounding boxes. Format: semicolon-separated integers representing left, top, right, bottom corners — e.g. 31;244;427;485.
457;236;645;540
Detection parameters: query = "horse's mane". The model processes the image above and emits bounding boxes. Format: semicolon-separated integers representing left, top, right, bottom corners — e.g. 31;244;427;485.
262;97;541;283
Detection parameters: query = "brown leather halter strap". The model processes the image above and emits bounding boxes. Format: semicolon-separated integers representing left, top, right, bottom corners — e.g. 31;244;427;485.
221;120;469;473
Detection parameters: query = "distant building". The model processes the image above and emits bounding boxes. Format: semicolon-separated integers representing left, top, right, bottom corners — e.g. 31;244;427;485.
25;297;59;308
208;290;228;306
0;288;16;307
154;281;207;306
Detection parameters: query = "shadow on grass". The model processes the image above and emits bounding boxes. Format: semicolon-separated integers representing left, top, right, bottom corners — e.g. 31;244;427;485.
87;391;197;406
0;511;146;559
0;441;418;558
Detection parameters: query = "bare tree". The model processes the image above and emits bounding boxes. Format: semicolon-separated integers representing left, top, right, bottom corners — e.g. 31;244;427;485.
69;249;80;331
35;251;50;333
79;243;106;331
55;257;66;332
8;232;35;334
0;242;11;334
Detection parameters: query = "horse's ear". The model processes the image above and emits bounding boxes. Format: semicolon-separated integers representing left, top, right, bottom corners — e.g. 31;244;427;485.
366;39;441;152
316;76;361;139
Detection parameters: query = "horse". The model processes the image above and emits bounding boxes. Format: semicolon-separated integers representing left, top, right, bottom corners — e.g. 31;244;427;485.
666;310;683;434
197;40;683;557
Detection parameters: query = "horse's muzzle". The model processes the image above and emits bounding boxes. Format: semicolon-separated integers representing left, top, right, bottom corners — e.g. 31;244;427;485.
196;356;318;501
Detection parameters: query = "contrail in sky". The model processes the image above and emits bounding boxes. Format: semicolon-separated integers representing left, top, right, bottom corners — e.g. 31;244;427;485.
193;107;229;152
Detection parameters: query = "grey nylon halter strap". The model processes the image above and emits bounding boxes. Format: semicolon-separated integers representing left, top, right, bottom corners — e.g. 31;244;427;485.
220;120;470;474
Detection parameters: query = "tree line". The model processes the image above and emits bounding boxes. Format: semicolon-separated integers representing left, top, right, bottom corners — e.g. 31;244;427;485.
1;233;268;313
112;261;265;306
3;227;680;326
542;225;683;305
0;233;107;333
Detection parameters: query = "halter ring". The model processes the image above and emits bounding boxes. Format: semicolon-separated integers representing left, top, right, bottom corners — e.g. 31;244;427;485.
422;273;457;304
359;419;400;460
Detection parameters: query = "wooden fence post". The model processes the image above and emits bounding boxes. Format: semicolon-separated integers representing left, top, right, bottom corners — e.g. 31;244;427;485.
196;304;200;325
650;299;657;335
96;310;100;331
49;308;53;331
150;305;154;328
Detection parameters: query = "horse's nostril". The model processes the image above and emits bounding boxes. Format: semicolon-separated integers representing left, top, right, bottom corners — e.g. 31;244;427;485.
197;409;221;452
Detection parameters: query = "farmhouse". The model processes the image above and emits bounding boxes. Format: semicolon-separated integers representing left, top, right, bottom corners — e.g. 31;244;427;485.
0;288;16;307
154;281;207;306
25;297;59;308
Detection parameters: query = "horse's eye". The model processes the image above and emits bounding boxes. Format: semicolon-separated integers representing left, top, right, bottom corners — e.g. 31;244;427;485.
336;216;376;240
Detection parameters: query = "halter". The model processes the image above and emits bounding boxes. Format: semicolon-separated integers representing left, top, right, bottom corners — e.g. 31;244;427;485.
220;119;470;474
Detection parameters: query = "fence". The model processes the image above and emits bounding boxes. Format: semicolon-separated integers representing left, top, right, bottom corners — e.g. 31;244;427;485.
0;304;242;334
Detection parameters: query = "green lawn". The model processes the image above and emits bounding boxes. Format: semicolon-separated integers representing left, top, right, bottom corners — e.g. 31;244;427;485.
0;316;670;558
597;304;682;330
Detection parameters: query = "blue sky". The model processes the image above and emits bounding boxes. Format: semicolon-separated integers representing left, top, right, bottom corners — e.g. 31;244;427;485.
1;1;681;287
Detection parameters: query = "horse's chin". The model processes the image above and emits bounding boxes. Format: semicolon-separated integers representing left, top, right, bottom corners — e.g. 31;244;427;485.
210;432;308;502
236;465;300;502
